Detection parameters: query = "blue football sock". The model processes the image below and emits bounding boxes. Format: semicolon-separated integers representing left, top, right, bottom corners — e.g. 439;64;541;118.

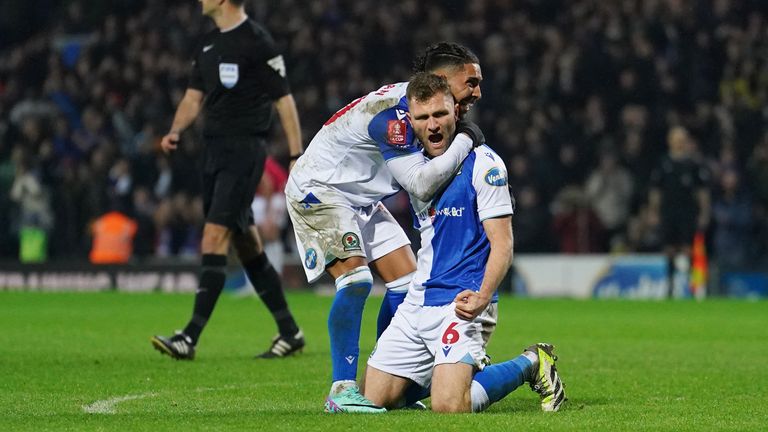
471;354;533;412
376;272;412;339
328;266;373;383
376;290;405;339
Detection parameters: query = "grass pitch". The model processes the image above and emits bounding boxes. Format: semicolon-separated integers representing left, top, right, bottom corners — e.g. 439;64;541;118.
1;291;766;431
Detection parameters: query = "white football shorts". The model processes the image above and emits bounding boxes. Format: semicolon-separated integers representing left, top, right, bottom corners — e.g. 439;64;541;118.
367;300;498;388
287;197;410;283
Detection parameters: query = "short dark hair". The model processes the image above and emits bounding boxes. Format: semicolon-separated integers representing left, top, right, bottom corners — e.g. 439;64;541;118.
229;0;246;6
413;42;480;73
406;72;452;103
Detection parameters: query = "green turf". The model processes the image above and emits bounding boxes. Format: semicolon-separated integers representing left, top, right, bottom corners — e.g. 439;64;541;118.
0;291;766;431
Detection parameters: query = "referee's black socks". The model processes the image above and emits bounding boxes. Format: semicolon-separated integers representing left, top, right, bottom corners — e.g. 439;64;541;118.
184;254;227;344
242;252;300;337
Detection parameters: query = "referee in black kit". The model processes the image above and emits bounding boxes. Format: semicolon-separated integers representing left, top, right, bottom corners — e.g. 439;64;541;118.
152;0;304;360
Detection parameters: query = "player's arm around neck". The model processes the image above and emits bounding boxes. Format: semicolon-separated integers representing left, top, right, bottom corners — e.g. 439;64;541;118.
274;94;303;170
454;216;513;321
387;133;473;202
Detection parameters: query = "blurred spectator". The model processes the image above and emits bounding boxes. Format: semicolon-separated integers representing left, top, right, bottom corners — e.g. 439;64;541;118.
50;158;89;257
10;148;53;262
250;157;289;275
71;105;112;156
551;142;586;192
585;151;634;251
153;156;173;200
747;134;768;206
507;154;533;191
551;186;605;254
108;157;133;212
711;169;752;270
746;134;768;263
512;185;554;253
0;145;15;257
89;203;137;264
130;186;157;259
154;192;202;259
626;204;663;253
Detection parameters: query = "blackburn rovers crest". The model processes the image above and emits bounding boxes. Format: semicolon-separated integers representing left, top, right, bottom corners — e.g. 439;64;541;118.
342;232;361;251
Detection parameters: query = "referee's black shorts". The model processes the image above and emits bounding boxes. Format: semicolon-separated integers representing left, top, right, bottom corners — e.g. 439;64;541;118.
660;211;697;248
201;135;267;233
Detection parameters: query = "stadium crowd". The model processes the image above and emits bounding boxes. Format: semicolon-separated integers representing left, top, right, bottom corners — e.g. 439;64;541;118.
1;0;767;270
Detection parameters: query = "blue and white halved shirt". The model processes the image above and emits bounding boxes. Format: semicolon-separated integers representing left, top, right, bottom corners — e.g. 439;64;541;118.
406;145;514;307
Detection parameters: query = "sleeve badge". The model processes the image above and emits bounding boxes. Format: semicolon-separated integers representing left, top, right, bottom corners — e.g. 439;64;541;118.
386;120;407;146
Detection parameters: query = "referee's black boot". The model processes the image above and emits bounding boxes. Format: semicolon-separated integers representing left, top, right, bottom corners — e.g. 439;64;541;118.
151;331;196;360
255;330;305;359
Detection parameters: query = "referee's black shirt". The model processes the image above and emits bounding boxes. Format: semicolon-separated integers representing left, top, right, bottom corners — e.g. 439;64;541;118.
650;156;710;218
188;19;290;137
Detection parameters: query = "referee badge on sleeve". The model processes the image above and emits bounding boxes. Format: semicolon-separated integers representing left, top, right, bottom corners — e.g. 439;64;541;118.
219;63;239;89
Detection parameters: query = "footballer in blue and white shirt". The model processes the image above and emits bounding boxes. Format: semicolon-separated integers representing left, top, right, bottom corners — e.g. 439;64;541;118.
367;75;564;415
367;73;514;393
406;143;513;307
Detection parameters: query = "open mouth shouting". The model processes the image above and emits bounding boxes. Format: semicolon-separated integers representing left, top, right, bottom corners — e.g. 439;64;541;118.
428;132;444;144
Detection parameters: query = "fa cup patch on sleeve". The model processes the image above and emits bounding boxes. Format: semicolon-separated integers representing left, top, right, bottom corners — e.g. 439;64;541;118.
386;120;407;146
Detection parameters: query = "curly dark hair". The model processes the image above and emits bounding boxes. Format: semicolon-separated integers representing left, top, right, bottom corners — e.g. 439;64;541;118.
412;42;480;73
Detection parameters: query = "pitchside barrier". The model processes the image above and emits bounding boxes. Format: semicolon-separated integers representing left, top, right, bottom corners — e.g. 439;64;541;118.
1;255;766;298
0;262;200;293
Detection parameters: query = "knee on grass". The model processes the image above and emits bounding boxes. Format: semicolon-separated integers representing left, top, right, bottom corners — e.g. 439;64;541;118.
430;394;471;413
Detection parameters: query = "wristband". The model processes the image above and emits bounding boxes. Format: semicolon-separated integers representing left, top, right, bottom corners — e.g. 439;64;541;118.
289;153;303;161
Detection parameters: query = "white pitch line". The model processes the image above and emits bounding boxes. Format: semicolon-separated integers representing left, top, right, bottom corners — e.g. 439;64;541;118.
82;392;156;414
81;380;326;414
